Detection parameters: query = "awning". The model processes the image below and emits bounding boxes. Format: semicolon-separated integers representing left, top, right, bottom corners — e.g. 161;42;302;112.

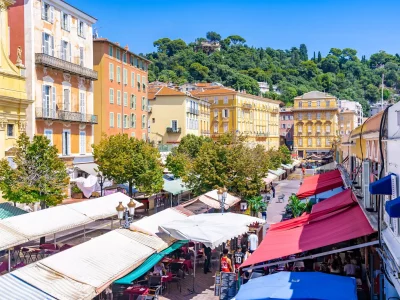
0;203;27;220
75;163;99;176
114;240;188;285
281;164;293;170
312;187;344;202
269;168;285;176
234;272;357;300
241;190;374;268
160;213;264;249
162;178;190;195
296;169;343;199
370;173;395;195
315;161;337;172
196;190;241;210
263;173;278;185
0;273;57;300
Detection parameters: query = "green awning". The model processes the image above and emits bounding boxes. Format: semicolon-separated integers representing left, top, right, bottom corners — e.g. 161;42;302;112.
281;164;293;170
163;178;190;196
0;203;27;220
114;240;188;285
269;168;285;176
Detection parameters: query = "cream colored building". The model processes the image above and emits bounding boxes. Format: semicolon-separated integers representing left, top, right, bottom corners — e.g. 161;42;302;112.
193;87;281;150
148;86;210;145
0;0;32;159
293;91;339;158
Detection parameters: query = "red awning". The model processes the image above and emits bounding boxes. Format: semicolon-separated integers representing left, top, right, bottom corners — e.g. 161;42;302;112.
241;190;374;268
296;169;343;199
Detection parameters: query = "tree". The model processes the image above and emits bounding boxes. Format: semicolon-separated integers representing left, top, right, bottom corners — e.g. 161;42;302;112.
189;62;209;80
317;51;322;62
206;31;221;42
287;194;306;217
246;195;267;216
227;35;246;45
365;84;380;102
153;38;171;53
0;133;69;208
279;145;291;165
299;44;308;61
93;134;164;196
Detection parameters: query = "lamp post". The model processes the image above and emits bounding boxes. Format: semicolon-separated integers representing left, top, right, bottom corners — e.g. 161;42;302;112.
115;199;136;229
217;187;228;213
97;173;104;196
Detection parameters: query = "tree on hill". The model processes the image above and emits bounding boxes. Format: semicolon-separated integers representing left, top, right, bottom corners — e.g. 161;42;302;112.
206;31;221;42
228;35;246;45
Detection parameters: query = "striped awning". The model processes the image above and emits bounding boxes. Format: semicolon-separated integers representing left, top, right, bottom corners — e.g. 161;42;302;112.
269;168;285;176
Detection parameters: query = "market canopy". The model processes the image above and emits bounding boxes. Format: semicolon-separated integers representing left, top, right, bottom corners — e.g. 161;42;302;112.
296;169;344;199
269;168;285;177
233;272;357;300
281;164;293;170
0;203;27;220
75;163;99;176
263;173;278;185
315;161;337;172
196;189;241;210
241;190;374;268
159;213;264;249
162;176;190;195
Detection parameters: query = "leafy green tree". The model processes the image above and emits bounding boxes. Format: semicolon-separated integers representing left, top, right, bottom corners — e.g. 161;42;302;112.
267;148;282;170
189;62;209;80
247;195;267;216
153;38;171;53
317;51;322;62
279;145;291;165
299;44;308;61
206;31;221;42
288;194;307;217
93;134;164;196
0;133;69;208
227;35;246;45
365;84;380;102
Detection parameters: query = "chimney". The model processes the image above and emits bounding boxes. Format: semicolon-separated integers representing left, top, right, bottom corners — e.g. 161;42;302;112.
116;42;120;46
124;45;129;51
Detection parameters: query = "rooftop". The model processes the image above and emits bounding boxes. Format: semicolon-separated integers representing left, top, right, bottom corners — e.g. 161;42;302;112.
295;91;336;100
94;38;151;63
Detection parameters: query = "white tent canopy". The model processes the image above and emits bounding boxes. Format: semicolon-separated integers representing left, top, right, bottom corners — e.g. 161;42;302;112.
159;213;265;249
196;189;240;210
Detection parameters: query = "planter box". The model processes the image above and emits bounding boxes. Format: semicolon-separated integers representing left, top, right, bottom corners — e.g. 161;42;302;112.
72;192;83;199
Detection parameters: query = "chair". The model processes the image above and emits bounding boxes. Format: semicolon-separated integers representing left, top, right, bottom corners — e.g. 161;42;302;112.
12;262;25;270
170;263;184;277
0;261;8;274
146;276;162;299
60;244;73;252
170;269;184;293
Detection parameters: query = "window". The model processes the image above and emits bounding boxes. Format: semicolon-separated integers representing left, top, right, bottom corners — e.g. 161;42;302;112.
326;100;330;107
142;133;146;141
308;138;312;146
214;110;218;118
44;129;53;145
79;47;84;67
41;2;53;23
142;76;146;91
317;113;321;120
317;125;321;132
326;125;331;133
63;88;70;110
298;113;302;120
108;45;113;57
7;124;14;137
282;124;286;129
137;74;141;90
214;124;218;133
123;52;127;63
142;115;146;129
130;94;136;109
79;92;86;117
222;109;229;118
61;40;70;61
116;66;121;83
326;112;330;119
109;88;114;104
123;114;128;128
131;72;135;87
109;63;114;81
317;138;321;146
340;115;344;121
223;96;228;104
62;130;70;156
110;112;114;127
61;11;70;31
214;97;218;104
317;100;320;107
308;125;312;132
123;69;128;85
117;90;121;105
131;132;136;138
308;101;311;107
298;138;303;146
123;92;128;107
42;84;55;118
42;32;54;56
307;113;311;120
326;139;331;146
298;101;302;108
223;123;228;133
77;20;85;38
141;97;146;111
116;49;120;60
117;113;121;128
130;113;136;128
79;131;86;154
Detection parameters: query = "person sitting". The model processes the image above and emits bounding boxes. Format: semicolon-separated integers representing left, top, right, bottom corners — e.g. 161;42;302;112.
153;261;166;276
220;248;233;273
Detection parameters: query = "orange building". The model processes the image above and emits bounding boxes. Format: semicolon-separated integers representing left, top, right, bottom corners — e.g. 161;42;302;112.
93;39;150;143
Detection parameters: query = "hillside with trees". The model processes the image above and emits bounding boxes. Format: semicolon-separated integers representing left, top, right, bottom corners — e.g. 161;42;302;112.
146;31;400;116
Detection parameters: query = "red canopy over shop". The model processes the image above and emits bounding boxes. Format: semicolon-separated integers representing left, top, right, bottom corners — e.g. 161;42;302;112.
296;169;344;199
240;189;374;269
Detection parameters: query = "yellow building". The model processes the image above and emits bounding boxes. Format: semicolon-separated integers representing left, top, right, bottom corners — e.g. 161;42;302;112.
148;86;210;146
193;87;281;150
293;91;339;158
0;0;31;159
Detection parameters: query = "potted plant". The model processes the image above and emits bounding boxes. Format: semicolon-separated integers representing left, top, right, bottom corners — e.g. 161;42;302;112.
246;196;267;217
71;184;83;199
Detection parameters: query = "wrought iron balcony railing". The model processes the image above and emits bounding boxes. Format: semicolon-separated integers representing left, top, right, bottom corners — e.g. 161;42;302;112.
35;108;98;124
242;103;252;109
186;107;199;115
166;127;181;133
35;53;98;80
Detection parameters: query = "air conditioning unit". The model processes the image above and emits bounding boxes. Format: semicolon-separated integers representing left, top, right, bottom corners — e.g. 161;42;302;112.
385;174;400;235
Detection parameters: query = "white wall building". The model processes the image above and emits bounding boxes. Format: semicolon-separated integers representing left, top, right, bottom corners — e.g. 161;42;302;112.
338;99;363;127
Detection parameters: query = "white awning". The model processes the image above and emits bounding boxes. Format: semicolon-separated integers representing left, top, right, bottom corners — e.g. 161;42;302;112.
68;192;143;220
263;173;278;185
196;189;240;210
75;163;99;176
159;213;265;249
117;230;168;252
0;273;57;300
0;223;28;250
130;208;188;236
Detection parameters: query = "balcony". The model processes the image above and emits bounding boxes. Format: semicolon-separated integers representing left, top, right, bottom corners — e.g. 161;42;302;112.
147;106;152;113
222;117;229;122
35;53;98;80
242;103;252;110
186;107;199;115
292;107;338;112
166;127;181;133
201;130;210;134
35;108;98;124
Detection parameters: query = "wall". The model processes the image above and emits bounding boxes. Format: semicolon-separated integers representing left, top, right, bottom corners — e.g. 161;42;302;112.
8;0;25;65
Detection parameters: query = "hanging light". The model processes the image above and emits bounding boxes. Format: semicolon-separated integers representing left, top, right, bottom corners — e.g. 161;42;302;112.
217;188;223;201
222;187;228;199
116;201;125;220
127;198;136;216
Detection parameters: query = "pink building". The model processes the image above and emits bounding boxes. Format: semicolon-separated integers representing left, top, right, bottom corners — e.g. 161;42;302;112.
280;107;294;149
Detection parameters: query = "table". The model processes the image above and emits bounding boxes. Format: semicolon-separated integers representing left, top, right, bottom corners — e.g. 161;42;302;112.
124;286;149;300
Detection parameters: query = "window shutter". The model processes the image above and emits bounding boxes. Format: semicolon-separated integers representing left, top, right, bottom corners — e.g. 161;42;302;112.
52;86;56;117
83;23;87;38
41;2;45;19
42;85;46;110
68;42;71;62
61;11;64;28
42;32;45;53
50;5;54;23
50;35;54;56
68;14;71;31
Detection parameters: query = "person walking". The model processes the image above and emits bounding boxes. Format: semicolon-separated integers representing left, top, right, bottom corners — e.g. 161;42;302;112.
234;247;245;271
248;231;259;254
271;185;276;199
203;245;211;274
220;248;233;273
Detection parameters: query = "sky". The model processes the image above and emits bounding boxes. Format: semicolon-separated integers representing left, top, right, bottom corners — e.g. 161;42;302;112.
68;0;400;58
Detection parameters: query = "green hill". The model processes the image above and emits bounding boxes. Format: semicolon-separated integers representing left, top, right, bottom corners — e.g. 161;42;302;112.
145;32;400;116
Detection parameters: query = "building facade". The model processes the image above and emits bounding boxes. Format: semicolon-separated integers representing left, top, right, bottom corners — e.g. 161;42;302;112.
279;107;294;149
293;91;339;158
148;87;210;145
93;39;149;143
9;0;97;167
0;0;31;159
193;87;281;150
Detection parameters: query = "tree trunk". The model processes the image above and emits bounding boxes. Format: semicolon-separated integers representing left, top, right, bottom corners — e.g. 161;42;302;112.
39;201;46;244
128;181;133;197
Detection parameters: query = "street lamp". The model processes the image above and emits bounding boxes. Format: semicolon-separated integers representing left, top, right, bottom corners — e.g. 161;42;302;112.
115;199;136;229
97;173;104;196
217;187;228;213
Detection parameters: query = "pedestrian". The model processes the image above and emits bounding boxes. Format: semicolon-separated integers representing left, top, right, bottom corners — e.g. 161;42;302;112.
203;244;211;274
23;204;33;213
302;166;305;176
271;185;275;198
248;231;259;254
343;259;356;276
220;248;233;273
234;247;245;271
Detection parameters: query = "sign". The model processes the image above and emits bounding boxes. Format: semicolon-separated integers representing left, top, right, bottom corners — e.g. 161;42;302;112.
214;272;221;296
219;272;237;300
